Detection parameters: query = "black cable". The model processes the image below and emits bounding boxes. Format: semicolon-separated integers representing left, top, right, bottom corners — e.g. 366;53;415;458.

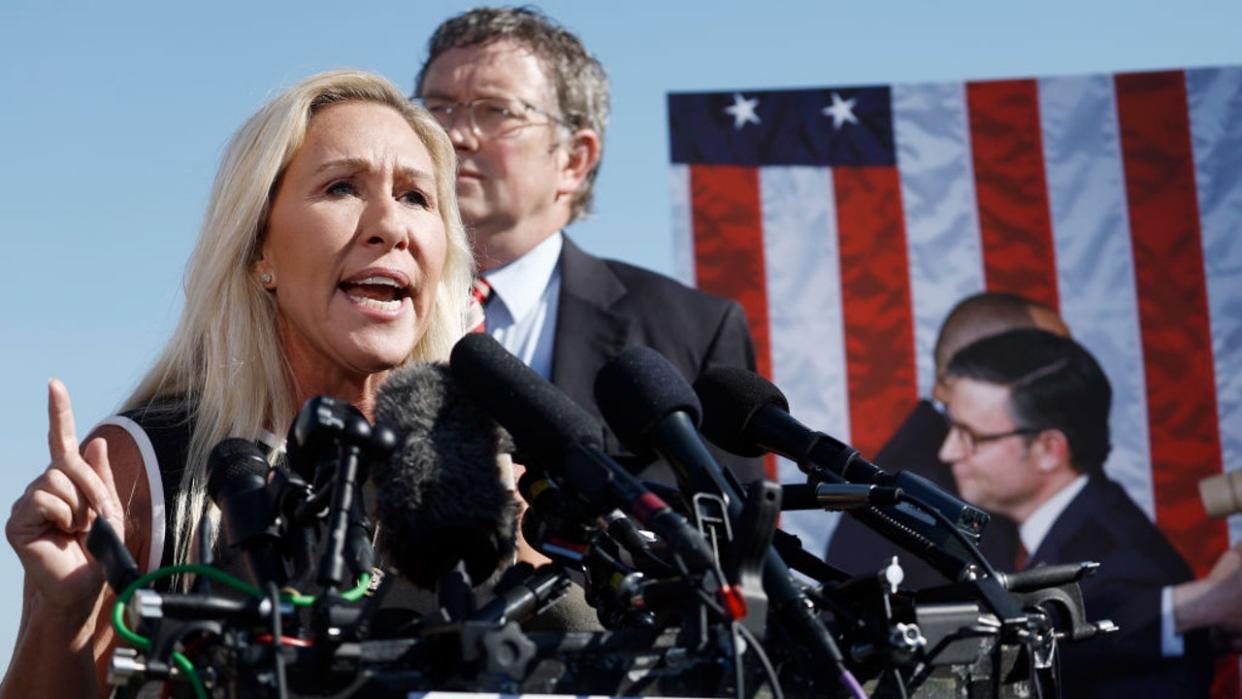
736;622;784;699
692;586;728;619
731;621;745;699
267;582;289;699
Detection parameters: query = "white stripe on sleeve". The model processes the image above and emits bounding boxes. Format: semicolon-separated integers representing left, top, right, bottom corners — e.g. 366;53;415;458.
95;415;166;574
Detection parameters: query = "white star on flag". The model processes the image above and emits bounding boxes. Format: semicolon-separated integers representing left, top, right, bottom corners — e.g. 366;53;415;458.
724;93;760;129
822;91;858;129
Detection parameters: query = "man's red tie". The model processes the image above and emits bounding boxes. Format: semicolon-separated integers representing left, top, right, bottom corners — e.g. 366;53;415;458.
468;277;492;334
1014;541;1029;571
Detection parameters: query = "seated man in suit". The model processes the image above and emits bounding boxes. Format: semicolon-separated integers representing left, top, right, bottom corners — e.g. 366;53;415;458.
826;292;1067;587
413;7;761;486
939;328;1212;697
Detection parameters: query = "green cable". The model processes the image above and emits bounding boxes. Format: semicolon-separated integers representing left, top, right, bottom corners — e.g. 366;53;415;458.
111;564;372;696
171;652;209;699
341;572;372;602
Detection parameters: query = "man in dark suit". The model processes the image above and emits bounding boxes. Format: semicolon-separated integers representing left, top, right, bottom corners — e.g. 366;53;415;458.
412;7;761;486
939;328;1213;697
826;292;1067;587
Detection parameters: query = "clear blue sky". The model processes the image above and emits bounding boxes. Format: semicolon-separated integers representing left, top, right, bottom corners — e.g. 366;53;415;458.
1;0;1239;672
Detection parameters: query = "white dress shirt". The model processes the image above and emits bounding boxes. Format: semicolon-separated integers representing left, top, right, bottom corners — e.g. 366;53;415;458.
1018;474;1089;556
483;232;563;380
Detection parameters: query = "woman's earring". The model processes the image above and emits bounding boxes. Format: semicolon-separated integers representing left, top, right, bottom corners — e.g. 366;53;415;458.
261;272;274;287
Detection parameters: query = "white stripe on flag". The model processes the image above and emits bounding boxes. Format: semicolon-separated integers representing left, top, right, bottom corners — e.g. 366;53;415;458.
892;81;987;395
669;164;696;287
1187;67;1242;545
760;166;848;552
1038;74;1156;518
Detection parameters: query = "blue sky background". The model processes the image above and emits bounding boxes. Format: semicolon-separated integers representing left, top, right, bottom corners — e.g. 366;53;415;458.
2;0;1239;671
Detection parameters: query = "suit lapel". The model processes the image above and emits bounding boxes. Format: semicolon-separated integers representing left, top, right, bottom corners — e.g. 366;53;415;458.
550;236;632;413
1028;476;1100;567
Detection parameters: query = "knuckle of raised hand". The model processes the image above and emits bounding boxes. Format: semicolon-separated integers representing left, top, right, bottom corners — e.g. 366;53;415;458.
27;471;56;498
44;466;69;486
4;500;20;526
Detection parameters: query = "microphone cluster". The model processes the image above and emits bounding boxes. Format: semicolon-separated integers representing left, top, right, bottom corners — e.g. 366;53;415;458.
86;334;1112;699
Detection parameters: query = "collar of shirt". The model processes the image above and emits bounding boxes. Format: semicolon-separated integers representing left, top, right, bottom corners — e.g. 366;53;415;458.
484;232;564;325
1019;473;1089;556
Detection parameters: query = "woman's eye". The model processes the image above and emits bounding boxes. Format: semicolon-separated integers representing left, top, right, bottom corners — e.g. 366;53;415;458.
326;180;356;196
400;190;430;208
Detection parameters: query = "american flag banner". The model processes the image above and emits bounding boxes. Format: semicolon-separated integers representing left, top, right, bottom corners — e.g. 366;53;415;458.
668;66;1242;693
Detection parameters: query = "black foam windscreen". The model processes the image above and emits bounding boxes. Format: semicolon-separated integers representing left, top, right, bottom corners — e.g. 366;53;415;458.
373;361;517;589
206;438;269;504
693;366;790;458
450;332;603;466
593;346;703;458
206;437;285;586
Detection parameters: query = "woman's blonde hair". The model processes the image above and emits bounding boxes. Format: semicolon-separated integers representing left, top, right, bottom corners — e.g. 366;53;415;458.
123;70;473;573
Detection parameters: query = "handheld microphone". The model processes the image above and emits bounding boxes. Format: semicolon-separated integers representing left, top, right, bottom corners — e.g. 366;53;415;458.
780;483;903;511
286;396;374;490
594;346;738;503
694;366;882;481
449;333;716;578
694;367;1031;623
694;367;989;542
594;346;853;672
372;362;518;591
206;438;286;587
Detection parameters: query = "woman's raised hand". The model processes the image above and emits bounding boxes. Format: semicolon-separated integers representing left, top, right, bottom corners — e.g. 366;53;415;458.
6;379;125;621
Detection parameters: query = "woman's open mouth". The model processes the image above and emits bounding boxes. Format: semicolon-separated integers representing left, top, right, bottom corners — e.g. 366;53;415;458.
339;275;410;314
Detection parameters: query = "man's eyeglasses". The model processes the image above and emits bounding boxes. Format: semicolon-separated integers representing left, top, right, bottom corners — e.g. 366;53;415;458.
943;415;1043;455
418;97;568;139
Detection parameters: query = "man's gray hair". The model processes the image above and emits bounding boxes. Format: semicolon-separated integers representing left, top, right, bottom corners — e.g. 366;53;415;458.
415;6;609;223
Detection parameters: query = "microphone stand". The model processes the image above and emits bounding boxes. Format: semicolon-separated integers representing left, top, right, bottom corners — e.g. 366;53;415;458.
437;561;476;621
317;441;363;592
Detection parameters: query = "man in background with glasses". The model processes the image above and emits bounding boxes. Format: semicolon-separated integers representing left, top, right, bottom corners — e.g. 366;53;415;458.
826;292;1063;588
412;7;760;488
939;328;1214;698
410;8;760;632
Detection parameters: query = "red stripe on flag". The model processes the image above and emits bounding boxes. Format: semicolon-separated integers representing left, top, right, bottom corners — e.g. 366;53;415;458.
966;79;1060;310
1115;70;1235;698
688;165;771;377
833;166;918;459
689;165;776;479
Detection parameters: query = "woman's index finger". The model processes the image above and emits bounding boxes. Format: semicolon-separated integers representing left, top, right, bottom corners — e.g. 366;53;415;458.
46;378;80;461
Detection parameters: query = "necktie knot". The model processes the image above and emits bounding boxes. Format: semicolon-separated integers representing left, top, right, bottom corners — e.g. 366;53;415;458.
467;277;492;334
471;277;492;305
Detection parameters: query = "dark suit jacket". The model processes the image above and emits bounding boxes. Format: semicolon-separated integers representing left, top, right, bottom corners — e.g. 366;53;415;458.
1031;475;1211;698
548;236;765;485
825;399;1019;588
